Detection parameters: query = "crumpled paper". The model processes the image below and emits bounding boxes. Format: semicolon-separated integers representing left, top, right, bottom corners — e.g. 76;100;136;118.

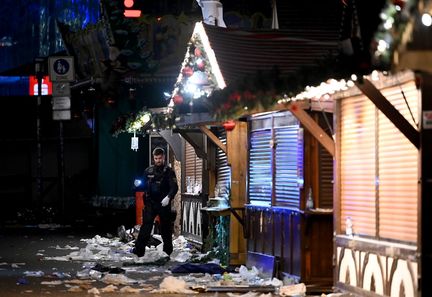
151;276;197;294
279;283;306;296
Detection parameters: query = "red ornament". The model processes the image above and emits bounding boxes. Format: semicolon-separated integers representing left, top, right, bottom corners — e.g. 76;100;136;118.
173;94;184;105
196;59;205;70
182;66;194;77
194;47;202;57
392;0;405;8
223;120;236;131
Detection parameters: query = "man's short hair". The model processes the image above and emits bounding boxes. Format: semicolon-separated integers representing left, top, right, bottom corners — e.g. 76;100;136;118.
152;147;165;156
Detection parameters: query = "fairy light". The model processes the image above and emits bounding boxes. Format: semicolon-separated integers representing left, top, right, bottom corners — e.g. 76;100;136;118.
277;72;387;104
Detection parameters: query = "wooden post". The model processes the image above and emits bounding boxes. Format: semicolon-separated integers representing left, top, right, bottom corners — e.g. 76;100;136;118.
226;121;248;265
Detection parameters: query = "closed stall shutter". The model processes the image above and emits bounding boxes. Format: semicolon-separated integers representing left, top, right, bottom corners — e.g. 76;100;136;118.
378;80;418;243
318;113;334;209
185;141;202;189
274;125;303;208
340;95;377;237
319;143;334;209
249;129;272;206
338;75;419;242
216;128;231;197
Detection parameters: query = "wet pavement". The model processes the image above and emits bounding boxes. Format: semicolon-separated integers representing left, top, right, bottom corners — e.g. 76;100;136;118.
0;225;249;297
0;225;338;297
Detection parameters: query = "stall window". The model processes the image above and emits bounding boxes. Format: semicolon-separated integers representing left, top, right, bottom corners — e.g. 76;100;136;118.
338;78;418;243
248;111;303;207
185;141;202;193
215;128;231;198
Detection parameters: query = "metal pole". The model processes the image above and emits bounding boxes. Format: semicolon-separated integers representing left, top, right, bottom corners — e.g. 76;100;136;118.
35;58;44;207
58;121;65;218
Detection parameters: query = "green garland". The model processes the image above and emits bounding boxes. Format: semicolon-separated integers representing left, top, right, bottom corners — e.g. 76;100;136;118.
110;110;176;137
205;54;353;120
371;0;418;71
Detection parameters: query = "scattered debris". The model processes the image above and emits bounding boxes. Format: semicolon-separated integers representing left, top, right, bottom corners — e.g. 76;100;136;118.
99;284;118;292
23;271;44;277
151;276;198;294
87;287;100;295
279;283;306;296
40;280;63;285
119;285;142;293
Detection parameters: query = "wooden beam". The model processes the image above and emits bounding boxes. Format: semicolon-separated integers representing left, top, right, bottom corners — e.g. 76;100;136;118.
355;78;419;149
289;104;335;157
199;125;227;154
176;129;207;160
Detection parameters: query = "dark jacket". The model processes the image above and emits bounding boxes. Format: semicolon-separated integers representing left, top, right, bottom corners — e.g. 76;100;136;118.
143;165;178;205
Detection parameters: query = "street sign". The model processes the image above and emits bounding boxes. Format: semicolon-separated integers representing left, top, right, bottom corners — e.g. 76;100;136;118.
52;97;71;110
53;110;71;121
48;56;75;82
52;82;71;97
29;76;53;96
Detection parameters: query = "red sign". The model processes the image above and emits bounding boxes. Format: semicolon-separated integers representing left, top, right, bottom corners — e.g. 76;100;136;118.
124;0;141;18
29;76;53;96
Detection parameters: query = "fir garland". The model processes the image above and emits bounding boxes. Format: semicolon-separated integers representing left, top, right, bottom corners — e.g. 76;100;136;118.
110;109;176;137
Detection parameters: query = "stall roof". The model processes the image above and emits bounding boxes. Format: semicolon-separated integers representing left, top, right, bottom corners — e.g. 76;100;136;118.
202;23;340;85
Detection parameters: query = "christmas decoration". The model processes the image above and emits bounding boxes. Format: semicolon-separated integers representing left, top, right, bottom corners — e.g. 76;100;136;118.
172;94;184;105
371;0;417;71
223;120;236;131
168;22;225;111
131;131;139;151
182;66;194;77
110;109;176;137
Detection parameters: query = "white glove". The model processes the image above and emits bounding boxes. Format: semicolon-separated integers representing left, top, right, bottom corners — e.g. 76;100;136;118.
161;196;170;207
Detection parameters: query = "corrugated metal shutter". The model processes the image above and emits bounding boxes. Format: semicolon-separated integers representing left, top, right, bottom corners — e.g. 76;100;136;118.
249;129;272;206
340;94;377;237
378;81;418;243
339;78;419;242
216;128;231;197
319;143;334;209
274;125;303;207
185;141;202;188
318;111;334;209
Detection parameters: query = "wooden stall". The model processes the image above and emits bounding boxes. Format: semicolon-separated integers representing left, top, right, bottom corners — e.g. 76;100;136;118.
244;109;334;287
333;71;420;297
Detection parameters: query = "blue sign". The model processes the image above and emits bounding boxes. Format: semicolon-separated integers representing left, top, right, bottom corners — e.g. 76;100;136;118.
49;56;74;82
53;59;70;75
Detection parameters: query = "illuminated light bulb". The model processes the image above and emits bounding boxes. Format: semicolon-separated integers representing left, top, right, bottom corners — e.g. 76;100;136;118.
351;74;357;81
377;39;388;52
140;113;151;123
422;13;432;26
383;19;393;30
371;70;380;81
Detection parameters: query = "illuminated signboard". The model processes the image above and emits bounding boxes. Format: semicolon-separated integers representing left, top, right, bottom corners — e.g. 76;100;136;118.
29;76;53;96
124;0;141;18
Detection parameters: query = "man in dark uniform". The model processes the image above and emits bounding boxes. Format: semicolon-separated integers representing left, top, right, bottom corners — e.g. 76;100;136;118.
132;147;178;257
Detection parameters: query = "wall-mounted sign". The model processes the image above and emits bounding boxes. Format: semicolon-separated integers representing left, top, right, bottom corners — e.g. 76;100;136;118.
48;56;75;82
124;0;141;17
423;111;432;129
52;82;71;97
29;75;52;96
52;96;71;110
53;110;71;121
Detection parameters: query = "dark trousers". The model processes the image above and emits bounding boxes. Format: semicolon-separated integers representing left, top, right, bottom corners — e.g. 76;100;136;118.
134;203;173;257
